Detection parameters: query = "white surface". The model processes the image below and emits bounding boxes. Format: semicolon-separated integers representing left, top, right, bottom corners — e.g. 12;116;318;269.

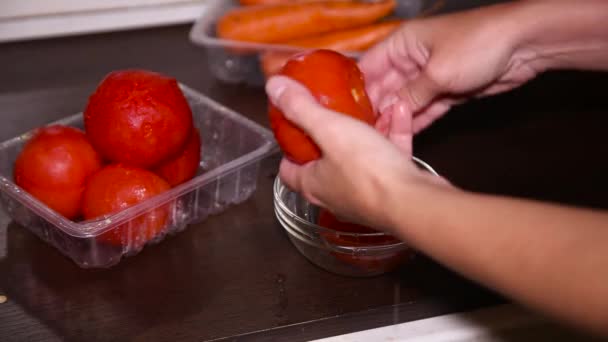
1;0;200;18
0;0;207;43
312;305;575;342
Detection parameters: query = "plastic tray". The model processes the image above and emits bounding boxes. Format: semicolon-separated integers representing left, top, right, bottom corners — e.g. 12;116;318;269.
0;84;277;268
189;0;444;86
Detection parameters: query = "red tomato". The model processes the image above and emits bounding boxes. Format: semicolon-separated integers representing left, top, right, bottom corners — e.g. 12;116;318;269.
317;208;412;273
13;125;103;219
153;128;201;187
82;164;172;247
84;69;193;168
268;49;376;164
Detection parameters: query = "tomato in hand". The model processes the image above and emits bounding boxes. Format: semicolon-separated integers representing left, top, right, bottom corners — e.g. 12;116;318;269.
317;208;412;273
268;49;376;164
14;125;103;219
84;69;193;168
153;128;201;187
82;164;172;247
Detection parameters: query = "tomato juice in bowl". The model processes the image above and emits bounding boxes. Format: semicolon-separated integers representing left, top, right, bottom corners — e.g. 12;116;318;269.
273;156;439;277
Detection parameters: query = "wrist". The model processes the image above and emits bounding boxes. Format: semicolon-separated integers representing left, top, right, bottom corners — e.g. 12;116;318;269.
384;169;459;242
510;0;608;71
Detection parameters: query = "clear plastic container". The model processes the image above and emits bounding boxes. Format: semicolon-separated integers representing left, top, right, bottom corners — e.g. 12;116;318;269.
189;0;444;86
273;157;438;277
0;84;277;268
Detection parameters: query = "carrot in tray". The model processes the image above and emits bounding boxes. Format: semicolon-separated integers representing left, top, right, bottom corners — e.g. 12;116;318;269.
290;19;402;51
259;20;403;77
239;0;340;6
216;0;397;44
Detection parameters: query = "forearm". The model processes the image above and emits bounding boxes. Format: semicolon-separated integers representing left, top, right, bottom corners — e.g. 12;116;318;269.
391;182;608;335
511;0;608;72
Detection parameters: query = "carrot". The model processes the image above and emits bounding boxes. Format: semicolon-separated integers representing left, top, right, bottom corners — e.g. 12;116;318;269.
216;0;397;44
260;51;294;78
239;0;339;6
259;20;403;77
239;0;286;5
290;19;402;51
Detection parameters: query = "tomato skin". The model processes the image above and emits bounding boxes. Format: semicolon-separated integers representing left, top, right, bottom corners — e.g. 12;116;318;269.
82;164;172;247
84;69;193;168
13;125;103;219
26;187;84;219
269;105;321;163
318;208;400;244
268;49;376;164
153;128;201;187
317;208;412;273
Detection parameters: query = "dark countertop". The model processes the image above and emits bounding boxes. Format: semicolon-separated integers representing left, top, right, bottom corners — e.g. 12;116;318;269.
1;2;608;341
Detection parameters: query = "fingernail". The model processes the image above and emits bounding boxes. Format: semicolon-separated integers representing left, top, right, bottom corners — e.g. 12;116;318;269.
266;77;287;105
368;84;380;105
387;100;411;118
379;94;398;112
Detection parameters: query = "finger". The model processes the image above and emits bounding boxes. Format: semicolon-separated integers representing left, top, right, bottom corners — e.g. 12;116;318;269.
378;94;399;114
358;39;392;82
374;70;411;113
278;158;323;207
377;67;421;104
375;111;391;136
278;157;302;192
397;71;442;113
266;75;337;144
412;100;451;133
380;69;404;88
363;54;418;108
386;102;413;155
397;61;420;77
376;70;409;112
478;81;519;97
367;82;382;109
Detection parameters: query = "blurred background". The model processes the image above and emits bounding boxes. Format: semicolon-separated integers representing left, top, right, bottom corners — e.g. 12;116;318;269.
0;0;207;43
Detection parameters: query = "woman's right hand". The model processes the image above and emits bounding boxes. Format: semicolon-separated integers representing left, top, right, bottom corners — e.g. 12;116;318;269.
359;2;545;142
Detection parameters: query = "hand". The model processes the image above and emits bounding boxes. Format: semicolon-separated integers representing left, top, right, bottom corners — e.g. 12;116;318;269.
266;75;442;231
359;2;542;137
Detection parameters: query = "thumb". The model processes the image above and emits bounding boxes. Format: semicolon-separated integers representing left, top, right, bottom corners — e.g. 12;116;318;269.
266;75;337;144
385;101;413;156
397;70;442;113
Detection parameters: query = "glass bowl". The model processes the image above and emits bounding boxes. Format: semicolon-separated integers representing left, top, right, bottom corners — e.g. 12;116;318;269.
273;157;438;277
